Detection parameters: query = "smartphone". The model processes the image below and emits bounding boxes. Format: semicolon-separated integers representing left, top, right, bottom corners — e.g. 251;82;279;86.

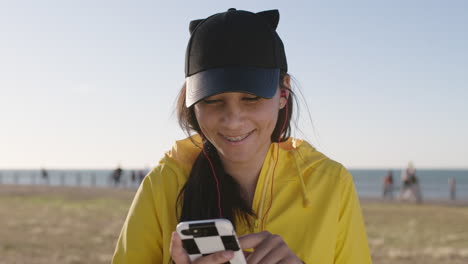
176;218;247;264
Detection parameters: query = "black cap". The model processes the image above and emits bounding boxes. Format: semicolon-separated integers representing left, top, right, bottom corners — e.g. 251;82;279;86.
185;9;287;107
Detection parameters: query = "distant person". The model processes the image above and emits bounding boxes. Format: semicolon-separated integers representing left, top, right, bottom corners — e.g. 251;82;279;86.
448;177;456;200
382;170;394;200
41;168;49;184
131;170;137;184
399;162;422;203
111;166;123;187
407;162;422;203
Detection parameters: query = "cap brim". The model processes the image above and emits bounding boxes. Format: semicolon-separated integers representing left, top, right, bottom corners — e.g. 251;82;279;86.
186;67;280;107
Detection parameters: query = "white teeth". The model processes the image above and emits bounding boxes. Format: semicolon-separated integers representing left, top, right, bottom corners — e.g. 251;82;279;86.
223;133;249;142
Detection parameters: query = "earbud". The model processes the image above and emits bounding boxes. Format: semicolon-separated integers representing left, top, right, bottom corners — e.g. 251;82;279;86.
280;89;287;98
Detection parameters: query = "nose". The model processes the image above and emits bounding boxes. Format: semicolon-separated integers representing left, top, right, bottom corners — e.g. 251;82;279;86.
220;102;245;130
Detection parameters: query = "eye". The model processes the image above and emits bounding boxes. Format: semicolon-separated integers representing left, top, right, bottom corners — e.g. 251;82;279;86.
243;96;260;102
202;98;222;104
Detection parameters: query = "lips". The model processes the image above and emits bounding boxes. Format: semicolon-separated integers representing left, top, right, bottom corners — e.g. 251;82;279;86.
220;130;255;142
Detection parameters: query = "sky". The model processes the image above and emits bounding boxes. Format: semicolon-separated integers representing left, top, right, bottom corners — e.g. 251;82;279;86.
1;0;467;169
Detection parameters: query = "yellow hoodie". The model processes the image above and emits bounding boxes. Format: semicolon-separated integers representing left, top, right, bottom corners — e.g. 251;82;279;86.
113;136;372;263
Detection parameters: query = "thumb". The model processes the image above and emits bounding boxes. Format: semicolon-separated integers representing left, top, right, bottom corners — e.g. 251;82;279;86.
170;232;191;264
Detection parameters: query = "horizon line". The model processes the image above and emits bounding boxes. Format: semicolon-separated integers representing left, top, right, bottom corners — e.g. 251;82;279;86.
1;167;468;170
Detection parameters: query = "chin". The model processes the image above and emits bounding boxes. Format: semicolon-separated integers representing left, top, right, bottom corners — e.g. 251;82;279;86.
219;148;250;161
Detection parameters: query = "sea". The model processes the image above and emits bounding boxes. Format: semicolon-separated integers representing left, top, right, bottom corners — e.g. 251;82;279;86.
0;169;467;200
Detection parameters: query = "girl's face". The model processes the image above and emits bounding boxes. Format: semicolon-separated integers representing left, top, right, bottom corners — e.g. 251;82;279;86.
194;87;287;165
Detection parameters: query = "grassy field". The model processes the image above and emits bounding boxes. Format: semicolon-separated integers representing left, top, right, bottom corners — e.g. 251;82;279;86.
1;185;467;264
0;185;134;264
363;200;468;264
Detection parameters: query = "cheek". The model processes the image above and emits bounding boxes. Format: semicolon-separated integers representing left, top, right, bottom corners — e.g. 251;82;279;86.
194;106;215;134
254;103;279;130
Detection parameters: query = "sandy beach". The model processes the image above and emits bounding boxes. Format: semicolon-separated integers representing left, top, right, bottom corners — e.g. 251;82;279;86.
1;184;467;264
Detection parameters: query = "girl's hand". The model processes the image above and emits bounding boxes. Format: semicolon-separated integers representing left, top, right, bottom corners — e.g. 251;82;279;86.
170;231;234;264
239;231;303;264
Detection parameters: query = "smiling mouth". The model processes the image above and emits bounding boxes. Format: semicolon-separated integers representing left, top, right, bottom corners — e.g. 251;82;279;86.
221;130;255;142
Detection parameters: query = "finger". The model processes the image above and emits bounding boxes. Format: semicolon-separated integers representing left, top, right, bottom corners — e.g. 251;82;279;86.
170;232;191;264
246;234;283;264
238;231;270;250
254;242;291;264
276;256;303;264
192;250;234;264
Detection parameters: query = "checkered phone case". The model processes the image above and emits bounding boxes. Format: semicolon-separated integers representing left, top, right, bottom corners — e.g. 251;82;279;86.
176;218;247;264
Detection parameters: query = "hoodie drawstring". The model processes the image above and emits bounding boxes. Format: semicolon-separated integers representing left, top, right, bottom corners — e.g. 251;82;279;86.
256;143;311;231
293;150;312;208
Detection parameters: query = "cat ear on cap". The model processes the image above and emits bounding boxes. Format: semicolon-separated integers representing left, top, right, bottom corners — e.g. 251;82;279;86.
256;9;279;30
189;19;204;34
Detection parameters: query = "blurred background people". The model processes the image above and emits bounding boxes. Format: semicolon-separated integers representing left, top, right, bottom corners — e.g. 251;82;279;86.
111;165;123;187
382;170;394;200
41;167;49;185
399;162;422;203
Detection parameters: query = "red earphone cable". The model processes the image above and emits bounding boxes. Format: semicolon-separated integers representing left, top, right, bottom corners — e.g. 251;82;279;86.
202;142;223;218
